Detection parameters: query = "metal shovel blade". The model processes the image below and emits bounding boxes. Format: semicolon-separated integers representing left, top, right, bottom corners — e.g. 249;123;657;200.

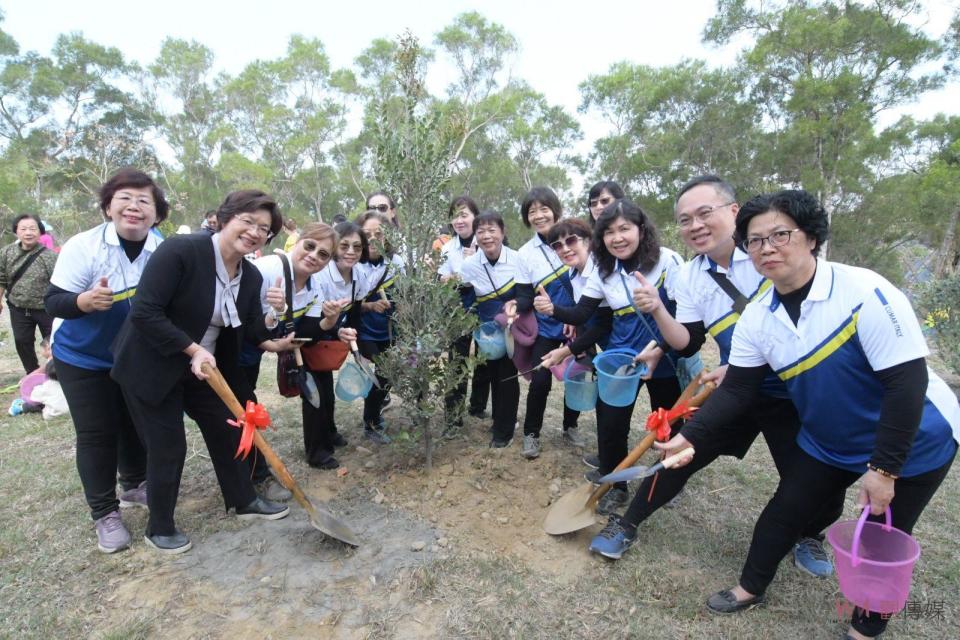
613;363;637;376
294;348;320;408
304;497;361;546
504;325;515;358
598;465;654;484
349;340;382;389
543;483;600;535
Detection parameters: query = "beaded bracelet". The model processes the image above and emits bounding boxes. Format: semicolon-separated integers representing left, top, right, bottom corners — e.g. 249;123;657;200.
867;463;899;480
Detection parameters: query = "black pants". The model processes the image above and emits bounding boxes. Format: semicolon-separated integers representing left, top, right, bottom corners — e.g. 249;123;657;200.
622;395;844;546
55;358;147;521
302;369;338;465
358;339;391;425
487;355;520;441
596;375;681;486
522;336;581;437
739;445;956;637
445;333;491;418
9;303;53;374
123;372;257;536
238;360;272;484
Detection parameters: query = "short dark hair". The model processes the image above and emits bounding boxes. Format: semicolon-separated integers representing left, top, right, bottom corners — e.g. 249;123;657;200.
676;174;736;205
448;195;479;219
12;214;44;235
473;210;505;234
366;190;396;209
587;181;625;205
333;220;370;263
592;198;661;278
216;190;282;241
547;218;592;244
520;187;562;228
355;209;394;257
735;189;829;257
99;167;170;225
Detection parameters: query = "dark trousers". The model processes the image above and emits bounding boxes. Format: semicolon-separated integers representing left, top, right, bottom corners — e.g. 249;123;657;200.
238;360;272;484
358;339;391;425
55;358;147;521
302;369;337;465
487;356;520;441
739;445;955;637
445;333;491;417
596;376;681;486
522;336;581;436
9;303;53;374
622;395;844;545
123;372;257;536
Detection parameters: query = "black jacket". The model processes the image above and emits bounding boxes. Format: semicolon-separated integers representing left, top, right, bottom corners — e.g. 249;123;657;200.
110;233;271;405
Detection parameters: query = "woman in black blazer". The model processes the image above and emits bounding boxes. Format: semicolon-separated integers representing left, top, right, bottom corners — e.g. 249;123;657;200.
111;190;296;554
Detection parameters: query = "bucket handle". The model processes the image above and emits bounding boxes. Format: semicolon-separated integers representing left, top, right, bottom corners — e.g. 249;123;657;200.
851;504;893;567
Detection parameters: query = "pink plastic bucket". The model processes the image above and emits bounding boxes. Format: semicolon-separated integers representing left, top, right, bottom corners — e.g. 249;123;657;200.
827;506;920;614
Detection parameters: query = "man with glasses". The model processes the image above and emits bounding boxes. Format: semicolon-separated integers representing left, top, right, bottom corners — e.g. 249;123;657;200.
589;175;842;579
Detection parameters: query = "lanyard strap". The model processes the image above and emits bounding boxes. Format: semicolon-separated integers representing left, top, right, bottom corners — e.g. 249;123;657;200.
537;244;574;300
618;268;678;369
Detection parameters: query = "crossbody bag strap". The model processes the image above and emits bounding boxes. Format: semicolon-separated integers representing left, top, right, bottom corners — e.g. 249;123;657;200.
364;261;391;302
537;244;574;301
5;247;46;300
705;268;749;315
618;269;678;369
276;253;296;334
482;262;507;304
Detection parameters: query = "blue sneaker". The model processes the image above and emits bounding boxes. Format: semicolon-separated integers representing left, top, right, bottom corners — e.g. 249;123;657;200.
589;516;636;560
793;537;833;577
8;398;23;416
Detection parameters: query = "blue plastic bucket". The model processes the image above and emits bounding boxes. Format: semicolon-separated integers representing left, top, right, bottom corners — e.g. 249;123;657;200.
593;348;646;407
563;357;597;411
473;321;507;360
335;361;373;401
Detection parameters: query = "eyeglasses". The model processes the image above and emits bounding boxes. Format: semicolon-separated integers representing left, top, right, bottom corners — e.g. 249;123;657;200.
301;240;332;260
113;193;156;209
338;241;363;254
741;229;801;253
550;235;583;252
588;196;614;210
235;215;273;237
676;201;735;229
369;204;391;213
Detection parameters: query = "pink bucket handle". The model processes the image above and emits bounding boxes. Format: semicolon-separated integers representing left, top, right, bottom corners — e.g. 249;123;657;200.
851;504;893;567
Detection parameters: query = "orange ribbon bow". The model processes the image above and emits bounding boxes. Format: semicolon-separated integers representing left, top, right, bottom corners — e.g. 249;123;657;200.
227;400;272;459
645;402;698;442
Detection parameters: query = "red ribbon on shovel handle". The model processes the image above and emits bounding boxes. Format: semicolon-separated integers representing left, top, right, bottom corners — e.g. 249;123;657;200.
645;402;698;442
227;400;272;459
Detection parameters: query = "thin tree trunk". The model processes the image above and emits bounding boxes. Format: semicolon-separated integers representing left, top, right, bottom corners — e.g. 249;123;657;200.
935;208;960;277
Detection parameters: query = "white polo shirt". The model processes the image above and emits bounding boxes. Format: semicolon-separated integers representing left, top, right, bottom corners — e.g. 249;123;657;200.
317;261;372;327
253;253;325;321
437;236;473;278
460;246;520;322
515;233;576;340
730;259;960;476
50;222;162;369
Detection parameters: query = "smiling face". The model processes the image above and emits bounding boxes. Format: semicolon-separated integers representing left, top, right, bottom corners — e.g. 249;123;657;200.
675;184;737;258
450;205;475;239
219;209;272;262
475;222;504;260
15;218;41;250
336;232;364;270
552;234;589;270
526;201;558;235
105;186;158;241
588;189;616;221
602;215;642;261
745;210;817;293
290;235;334;279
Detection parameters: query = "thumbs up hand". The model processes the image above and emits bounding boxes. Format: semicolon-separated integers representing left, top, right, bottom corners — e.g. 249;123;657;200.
266;276;286;313
78;276;115;313
533;284;554;316
632;271;662;314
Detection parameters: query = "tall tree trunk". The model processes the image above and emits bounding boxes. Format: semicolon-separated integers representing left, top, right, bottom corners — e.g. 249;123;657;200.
935;208;960;278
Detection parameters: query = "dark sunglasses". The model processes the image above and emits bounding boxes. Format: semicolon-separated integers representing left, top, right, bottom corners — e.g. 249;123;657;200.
588;196;614;209
550;235;583;252
369;204;391;213
301;240;332;260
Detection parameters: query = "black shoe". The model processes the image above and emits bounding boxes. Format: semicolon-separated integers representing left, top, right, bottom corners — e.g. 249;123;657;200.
596;487;628;516
584;468;602;484
364;427;392;445
489;437;512;448
235;496;290;521
309;455;340;470
582;454;600;469
144;530;192;554
468;408;488;419
332;433;348;448
706;589;765;614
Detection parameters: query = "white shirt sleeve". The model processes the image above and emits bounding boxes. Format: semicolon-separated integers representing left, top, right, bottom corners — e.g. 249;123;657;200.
581;268;606;301
662;250;682;301
728;306;768;368
253;256;280;315
674;267;701;324
856;280;929;371
513;248;532;285
49;234;95;293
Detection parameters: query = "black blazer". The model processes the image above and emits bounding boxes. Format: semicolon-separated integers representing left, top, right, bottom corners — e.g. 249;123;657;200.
110;233;271;405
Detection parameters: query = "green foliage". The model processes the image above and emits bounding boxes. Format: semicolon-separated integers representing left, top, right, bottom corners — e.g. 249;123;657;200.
917;272;960;376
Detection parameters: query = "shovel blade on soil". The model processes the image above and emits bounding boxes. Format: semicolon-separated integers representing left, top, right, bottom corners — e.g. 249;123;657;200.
306;500;361;546
543;483;599;535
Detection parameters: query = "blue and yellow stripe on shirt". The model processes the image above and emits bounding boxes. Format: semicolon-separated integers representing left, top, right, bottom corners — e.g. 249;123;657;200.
775;305;862;381
476;279;515;303
706;279;773;338
535;265;570;290
112;286;137;303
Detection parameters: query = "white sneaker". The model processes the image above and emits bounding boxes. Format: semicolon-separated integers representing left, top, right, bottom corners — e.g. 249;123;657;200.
521;435;541;459
562;427;588;447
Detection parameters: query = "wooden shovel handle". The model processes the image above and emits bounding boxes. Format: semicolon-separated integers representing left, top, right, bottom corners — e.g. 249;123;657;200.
584;371;715;509
200;362;317;517
294;347;305;367
659;447;695;470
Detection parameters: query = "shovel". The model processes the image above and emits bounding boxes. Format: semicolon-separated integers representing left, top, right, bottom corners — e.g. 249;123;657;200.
504;316;516;358
349;340;382;390
293;347;321;408
598;447;696;483
613;339;656;377
502;362;544;382
201;362;361;546
543;373;715;536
